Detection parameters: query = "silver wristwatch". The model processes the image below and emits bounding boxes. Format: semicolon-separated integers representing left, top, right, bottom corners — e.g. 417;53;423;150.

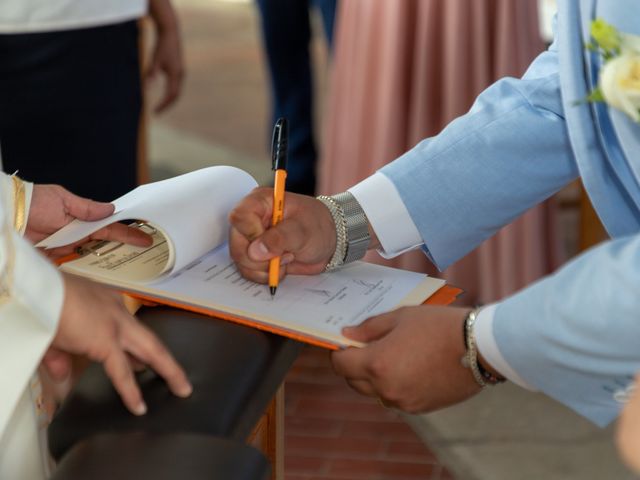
317;192;371;271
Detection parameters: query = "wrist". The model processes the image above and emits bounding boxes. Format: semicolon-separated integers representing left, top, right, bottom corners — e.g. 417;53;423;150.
149;0;179;33
461;308;506;387
317;192;371;271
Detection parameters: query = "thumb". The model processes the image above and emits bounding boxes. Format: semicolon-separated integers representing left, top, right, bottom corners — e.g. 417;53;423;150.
248;216;313;262
62;189;115;221
342;313;398;343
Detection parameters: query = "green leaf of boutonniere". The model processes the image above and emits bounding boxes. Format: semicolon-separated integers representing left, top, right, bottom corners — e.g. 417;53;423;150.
590;18;622;59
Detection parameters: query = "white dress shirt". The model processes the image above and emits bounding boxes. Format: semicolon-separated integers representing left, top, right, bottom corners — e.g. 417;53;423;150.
349;172;534;390
0;0;147;33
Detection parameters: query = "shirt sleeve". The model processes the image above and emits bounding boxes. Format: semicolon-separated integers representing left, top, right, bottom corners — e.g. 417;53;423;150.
493;234;640;427
349;172;423;258
0;173;64;440
379;42;579;271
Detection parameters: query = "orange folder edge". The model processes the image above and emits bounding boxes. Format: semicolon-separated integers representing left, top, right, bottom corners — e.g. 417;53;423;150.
55;255;461;351
121;284;463;351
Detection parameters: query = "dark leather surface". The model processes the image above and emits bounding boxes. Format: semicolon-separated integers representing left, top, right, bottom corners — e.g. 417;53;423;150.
48;307;300;461
49;432;269;480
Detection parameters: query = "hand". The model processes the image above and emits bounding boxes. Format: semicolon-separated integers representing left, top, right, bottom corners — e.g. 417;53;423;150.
617;374;640;473
147;0;184;113
51;274;193;415
27;184;151;258
228;187;337;283
331;306;481;413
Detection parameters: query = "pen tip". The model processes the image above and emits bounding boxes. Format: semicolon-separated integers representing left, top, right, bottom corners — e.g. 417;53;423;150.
270;286;277;297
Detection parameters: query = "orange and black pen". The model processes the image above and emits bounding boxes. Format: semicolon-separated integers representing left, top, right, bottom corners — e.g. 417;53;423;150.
269;117;288;297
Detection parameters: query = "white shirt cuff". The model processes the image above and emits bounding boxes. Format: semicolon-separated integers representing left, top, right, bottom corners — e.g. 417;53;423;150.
348;172;423;258
475;304;535;390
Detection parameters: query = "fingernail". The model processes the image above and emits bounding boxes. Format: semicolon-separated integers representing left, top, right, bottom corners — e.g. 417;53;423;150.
281;253;294;266
178;382;193;398
134;402;147;416
249;240;270;260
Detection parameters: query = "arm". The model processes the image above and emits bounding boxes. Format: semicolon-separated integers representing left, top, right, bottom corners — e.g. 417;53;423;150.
492;233;640;426
0;174;63;439
377;44;579;270
147;0;184;113
0;173;191;440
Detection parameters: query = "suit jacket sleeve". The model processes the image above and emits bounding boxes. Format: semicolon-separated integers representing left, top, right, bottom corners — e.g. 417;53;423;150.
380;42;579;270
0;173;64;440
494;234;640;426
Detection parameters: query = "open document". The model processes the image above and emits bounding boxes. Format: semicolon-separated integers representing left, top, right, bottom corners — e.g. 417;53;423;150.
39;166;449;349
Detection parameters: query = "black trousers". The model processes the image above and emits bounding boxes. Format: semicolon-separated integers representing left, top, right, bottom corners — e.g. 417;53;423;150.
256;0;337;195
0;21;141;202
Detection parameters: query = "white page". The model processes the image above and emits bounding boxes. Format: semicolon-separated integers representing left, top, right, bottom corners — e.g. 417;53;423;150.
38;166;258;276
96;245;445;347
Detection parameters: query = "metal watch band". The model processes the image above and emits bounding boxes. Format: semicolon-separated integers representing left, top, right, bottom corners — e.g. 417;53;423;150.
317;195;348;271
461;308;505;387
328;192;371;265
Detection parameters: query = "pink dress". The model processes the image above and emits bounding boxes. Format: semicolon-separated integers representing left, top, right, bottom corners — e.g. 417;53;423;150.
319;0;561;305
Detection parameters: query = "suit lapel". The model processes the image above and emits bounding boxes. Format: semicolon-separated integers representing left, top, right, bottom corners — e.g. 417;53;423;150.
595;0;640;189
583;0;640;209
559;0;640;236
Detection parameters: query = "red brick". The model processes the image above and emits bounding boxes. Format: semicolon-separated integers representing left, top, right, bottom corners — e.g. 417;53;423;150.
285;455;328;475
341;420;419;440
384;441;438;463
285;417;343;437
285;477;364;480
329;458;439;479
293;477;371;480
286;382;373;402
287;435;382;457
286;365;343;385
295;398;397;421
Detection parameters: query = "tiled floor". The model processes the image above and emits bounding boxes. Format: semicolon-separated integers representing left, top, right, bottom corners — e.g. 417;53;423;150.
283;347;454;480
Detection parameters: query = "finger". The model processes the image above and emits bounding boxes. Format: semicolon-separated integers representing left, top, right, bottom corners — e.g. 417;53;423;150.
248;217;310;261
228;188;272;241
342;312;399;343
345;378;377;398
229;227;270;271
121;320;192;398
61;189;115;221
146;57;160;83
155;69;182;113
236;264;270;284
90;223;153;247
127;353;147;372
331;347;373;380
102;348;147;416
42;348;73;382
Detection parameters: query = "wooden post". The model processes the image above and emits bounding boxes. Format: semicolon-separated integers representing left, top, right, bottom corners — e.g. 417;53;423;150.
248;385;285;479
579;183;608;251
137;17;151;185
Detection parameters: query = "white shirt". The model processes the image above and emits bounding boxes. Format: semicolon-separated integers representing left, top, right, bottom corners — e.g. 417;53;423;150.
0;0;147;33
349;172;534;390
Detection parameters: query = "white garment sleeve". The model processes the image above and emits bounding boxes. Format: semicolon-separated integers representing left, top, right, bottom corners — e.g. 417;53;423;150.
0;173;64;440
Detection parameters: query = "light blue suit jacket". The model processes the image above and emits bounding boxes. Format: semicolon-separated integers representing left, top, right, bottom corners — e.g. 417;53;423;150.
380;0;640;426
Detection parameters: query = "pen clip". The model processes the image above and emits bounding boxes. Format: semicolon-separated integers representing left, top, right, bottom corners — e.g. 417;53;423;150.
271;117;288;171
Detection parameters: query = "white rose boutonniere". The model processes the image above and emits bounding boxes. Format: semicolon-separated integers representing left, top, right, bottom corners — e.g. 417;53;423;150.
587;18;640;123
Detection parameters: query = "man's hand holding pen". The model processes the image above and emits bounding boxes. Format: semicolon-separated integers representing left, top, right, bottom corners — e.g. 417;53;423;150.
228;188;337;283
268;118;288;297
